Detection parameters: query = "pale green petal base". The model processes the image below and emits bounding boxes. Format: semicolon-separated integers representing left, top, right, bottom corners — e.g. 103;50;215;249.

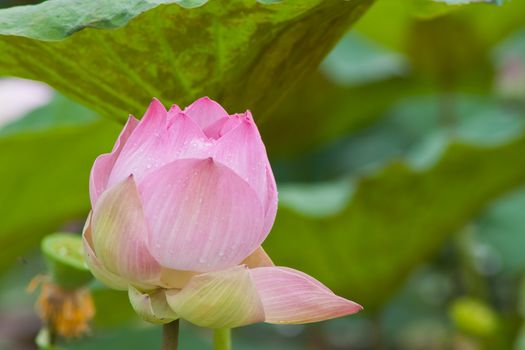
166;266;264;329
129;286;179;325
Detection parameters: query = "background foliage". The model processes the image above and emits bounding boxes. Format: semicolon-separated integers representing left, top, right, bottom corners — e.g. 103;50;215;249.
1;0;525;349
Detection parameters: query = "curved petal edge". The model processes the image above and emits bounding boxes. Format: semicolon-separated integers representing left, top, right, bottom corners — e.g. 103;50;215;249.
91;176;161;285
89;116;139;206
82;214;129;291
250;267;363;324
128;286;179;324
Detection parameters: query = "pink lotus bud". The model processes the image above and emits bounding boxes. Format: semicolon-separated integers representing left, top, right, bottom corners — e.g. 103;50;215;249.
83;97;362;328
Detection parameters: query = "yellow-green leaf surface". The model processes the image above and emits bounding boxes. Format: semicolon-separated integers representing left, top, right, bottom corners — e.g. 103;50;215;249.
348;0;525;92
0;0;372;123
357;0;525;50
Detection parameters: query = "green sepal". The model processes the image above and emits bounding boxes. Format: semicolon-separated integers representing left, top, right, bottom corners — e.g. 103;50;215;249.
41;232;93;290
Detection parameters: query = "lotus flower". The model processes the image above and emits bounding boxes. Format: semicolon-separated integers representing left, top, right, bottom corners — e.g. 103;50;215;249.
83;97;362;328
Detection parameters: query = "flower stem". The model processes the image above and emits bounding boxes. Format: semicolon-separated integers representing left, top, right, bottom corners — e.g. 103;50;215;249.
213;328;231;350
162;320;179;350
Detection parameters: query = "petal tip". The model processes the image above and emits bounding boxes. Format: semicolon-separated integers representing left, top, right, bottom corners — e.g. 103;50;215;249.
348;301;364;313
196;96;217;104
168;104;181;112
243;110;254;121
146;98;167;113
251;267;363;324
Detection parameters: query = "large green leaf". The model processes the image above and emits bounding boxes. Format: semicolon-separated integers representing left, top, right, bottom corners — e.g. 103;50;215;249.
0;0;372;123
0;100;119;271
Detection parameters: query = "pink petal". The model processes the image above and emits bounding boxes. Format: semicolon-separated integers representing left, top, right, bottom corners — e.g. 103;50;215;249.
107;99;169;186
167;104;182;120
166;113;212;160
165;266;265;328
89;116;139;206
203;114;243;139
263;165;278;235
139;158;265;272
108;101;209;186
91;176;161;285
212;115;277;237
183;97;229;130
250;267;363;324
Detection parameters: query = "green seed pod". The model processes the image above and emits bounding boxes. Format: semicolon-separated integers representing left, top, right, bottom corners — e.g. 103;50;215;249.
41;233;93;290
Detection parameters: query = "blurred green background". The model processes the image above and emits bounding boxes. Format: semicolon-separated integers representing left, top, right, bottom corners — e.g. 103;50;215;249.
1;0;525;349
